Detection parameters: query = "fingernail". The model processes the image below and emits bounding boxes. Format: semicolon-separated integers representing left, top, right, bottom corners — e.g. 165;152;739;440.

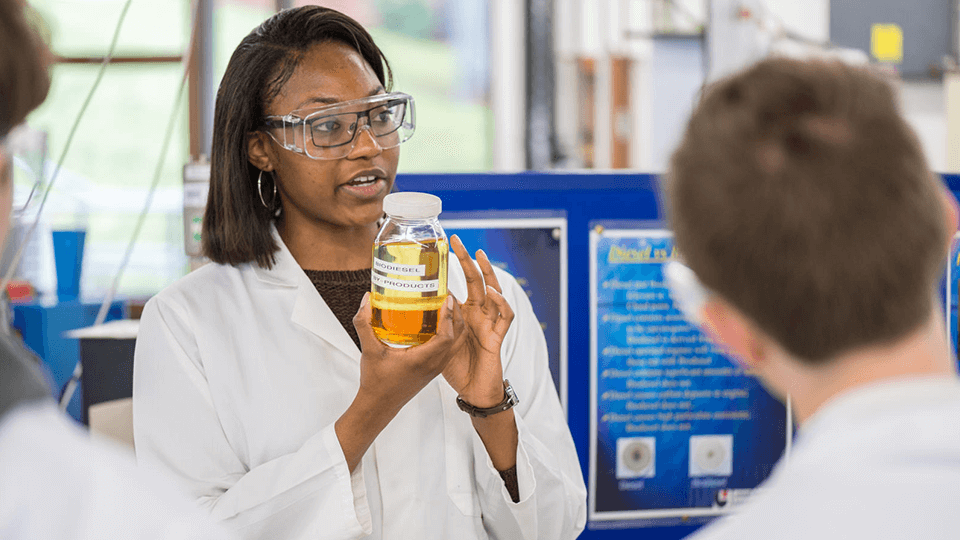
445;295;454;309
361;292;370;307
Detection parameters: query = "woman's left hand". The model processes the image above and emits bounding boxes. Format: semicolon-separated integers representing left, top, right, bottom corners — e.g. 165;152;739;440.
442;234;516;408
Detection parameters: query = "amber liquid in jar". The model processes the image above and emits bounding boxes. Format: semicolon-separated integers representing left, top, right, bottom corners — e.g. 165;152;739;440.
371;238;449;347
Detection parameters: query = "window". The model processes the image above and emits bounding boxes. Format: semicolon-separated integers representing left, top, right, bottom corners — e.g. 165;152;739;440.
22;0;192;300
293;0;493;172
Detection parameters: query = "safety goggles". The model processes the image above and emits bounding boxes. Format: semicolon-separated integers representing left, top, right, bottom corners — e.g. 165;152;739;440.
1;124;47;216
262;92;415;160
663;260;710;326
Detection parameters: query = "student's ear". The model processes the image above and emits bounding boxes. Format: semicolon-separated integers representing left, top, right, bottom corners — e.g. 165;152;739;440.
700;297;766;371
247;131;274;172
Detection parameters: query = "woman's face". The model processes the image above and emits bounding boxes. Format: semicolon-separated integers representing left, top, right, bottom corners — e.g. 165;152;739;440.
250;40;398;231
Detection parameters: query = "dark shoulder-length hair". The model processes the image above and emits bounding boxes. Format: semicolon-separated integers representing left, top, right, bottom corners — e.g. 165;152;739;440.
202;6;392;268
0;0;51;138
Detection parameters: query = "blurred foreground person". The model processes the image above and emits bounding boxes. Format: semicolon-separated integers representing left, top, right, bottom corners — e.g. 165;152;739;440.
0;1;235;538
666;57;960;539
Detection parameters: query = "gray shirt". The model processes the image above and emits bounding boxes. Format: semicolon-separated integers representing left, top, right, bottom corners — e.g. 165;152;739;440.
0;329;51;422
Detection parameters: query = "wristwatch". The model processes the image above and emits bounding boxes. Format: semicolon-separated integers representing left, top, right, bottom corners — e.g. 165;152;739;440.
456;379;519;418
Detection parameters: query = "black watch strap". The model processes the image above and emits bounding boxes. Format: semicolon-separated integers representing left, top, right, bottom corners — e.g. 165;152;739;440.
456;379;519;418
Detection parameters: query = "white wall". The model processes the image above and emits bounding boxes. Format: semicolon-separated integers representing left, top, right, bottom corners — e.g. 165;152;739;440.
490;0;526;171
763;0;829;42
730;0;951;173
902;82;948;172
554;0;951;172
649;38;704;172
766;0;948;172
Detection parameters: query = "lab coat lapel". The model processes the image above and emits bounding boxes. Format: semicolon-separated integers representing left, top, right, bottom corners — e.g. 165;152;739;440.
255;226;362;362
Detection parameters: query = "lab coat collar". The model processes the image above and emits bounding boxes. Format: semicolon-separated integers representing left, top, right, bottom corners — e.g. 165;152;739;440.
253;224;362;362
250;225;300;287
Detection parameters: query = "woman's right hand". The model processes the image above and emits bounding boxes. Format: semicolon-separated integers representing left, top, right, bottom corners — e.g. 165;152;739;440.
336;292;466;471
353;292;466;410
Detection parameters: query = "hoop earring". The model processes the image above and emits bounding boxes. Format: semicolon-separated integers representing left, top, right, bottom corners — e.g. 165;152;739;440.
257;169;278;209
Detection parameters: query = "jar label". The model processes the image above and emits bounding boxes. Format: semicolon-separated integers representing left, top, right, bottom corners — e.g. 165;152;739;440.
374;257;426;277
372;272;440;292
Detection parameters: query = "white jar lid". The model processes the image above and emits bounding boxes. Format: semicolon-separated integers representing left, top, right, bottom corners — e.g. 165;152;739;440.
383;192;442;218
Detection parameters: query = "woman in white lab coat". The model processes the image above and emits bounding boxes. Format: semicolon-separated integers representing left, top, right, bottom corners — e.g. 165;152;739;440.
132;6;586;540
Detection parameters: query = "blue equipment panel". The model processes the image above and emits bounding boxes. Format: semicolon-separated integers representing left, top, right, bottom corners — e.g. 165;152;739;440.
12;299;126;423
398;172;960;540
397;172;701;539
943;175;960;370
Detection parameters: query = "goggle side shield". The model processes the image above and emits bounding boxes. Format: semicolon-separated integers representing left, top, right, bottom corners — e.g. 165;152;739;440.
1;124;47;215
664;260;710;326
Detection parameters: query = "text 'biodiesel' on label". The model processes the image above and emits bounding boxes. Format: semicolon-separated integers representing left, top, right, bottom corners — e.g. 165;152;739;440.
373;257;426;277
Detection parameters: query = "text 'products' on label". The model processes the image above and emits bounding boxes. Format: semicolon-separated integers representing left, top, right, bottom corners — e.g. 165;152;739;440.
374;258;426;277
372;272;439;292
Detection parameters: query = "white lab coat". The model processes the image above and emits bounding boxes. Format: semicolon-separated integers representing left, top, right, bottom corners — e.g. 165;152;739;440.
0;402;235;540
687;376;960;540
133;227;587;540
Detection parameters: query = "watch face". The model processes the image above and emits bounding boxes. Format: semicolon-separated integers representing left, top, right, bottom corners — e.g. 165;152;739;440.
505;384;518;405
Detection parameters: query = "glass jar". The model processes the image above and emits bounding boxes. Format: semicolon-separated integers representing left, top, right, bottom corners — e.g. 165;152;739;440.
371;192;448;347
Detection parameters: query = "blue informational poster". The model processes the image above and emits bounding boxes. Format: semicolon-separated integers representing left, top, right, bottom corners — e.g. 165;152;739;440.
946;234;960;364
441;216;568;410
589;225;790;526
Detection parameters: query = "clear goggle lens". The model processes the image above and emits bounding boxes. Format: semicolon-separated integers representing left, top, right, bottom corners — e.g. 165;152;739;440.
1;124;47;216
263;92;416;160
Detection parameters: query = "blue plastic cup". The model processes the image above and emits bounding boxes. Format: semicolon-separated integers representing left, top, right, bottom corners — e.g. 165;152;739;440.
52;229;86;301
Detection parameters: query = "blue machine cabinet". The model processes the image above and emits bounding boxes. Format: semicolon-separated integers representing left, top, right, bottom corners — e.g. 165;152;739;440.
12;298;126;423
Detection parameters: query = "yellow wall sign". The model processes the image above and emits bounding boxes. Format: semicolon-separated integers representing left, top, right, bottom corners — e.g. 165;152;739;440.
871;23;903;63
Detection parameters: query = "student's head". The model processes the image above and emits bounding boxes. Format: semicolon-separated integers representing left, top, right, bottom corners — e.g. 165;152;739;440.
204;5;409;268
0;0;50;247
667;57;954;369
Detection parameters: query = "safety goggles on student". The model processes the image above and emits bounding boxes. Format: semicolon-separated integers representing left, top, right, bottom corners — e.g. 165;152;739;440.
262;92;416;160
0;124;47;216
664;259;710;327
